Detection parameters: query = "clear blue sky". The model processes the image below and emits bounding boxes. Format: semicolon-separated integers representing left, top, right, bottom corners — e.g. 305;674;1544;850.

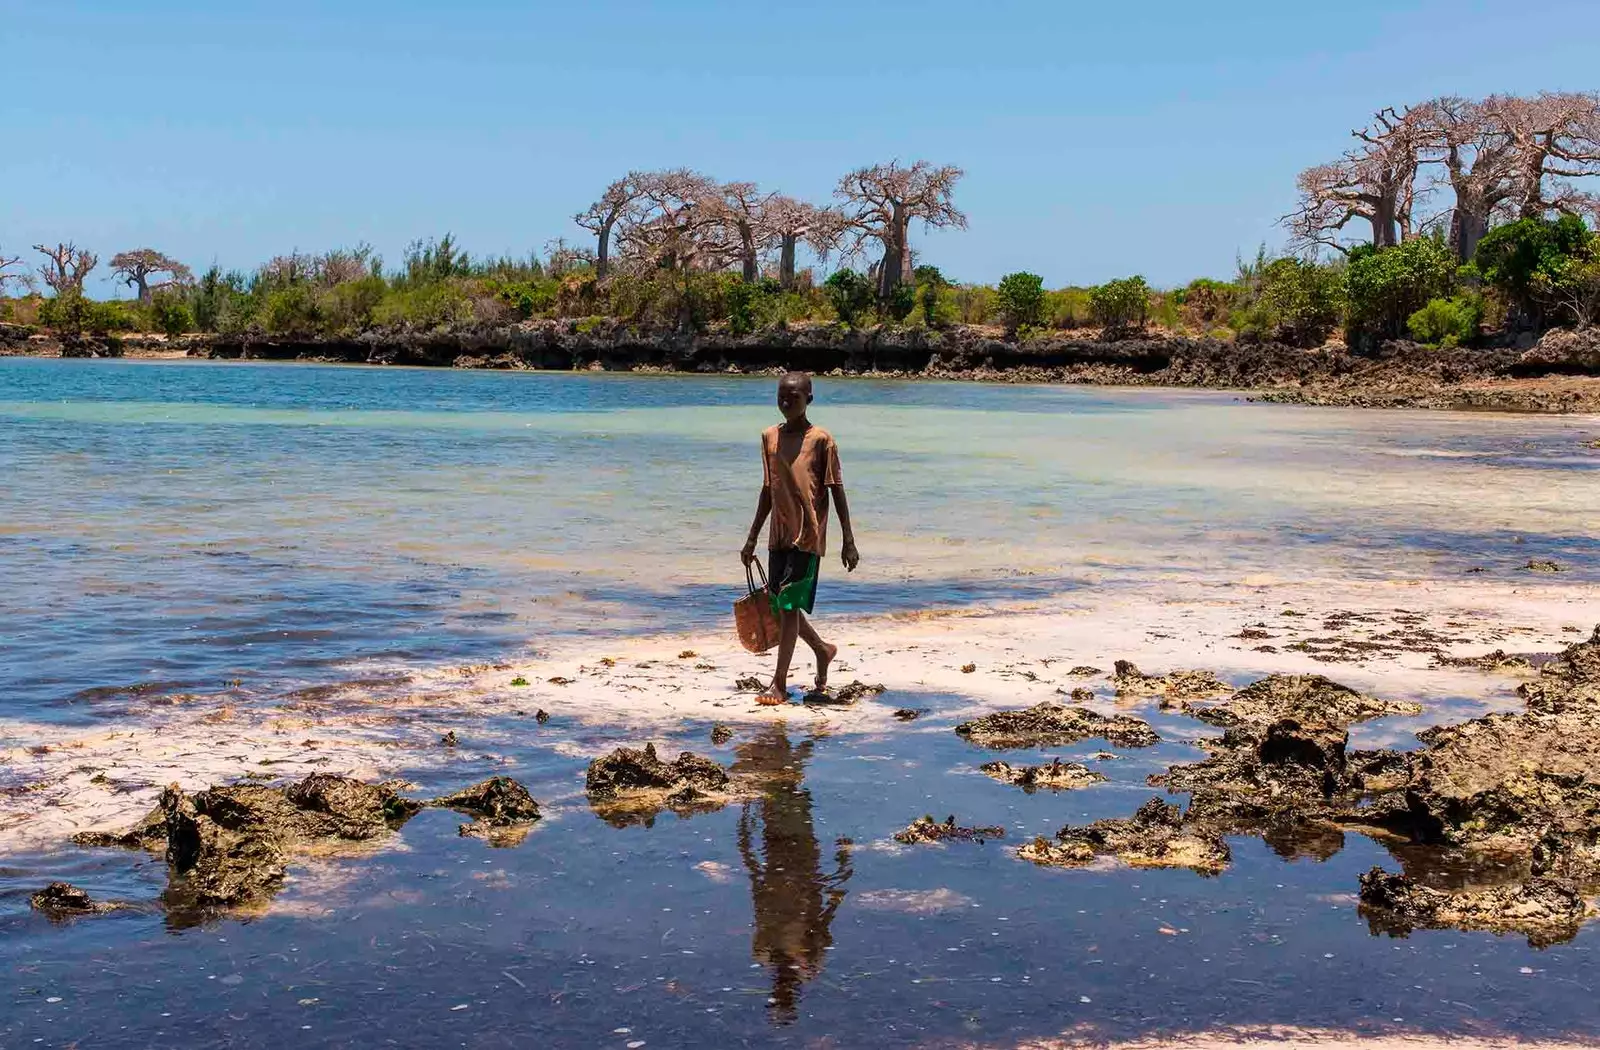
3;0;1598;297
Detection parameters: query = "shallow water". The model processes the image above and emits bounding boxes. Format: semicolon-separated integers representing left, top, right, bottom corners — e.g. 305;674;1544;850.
3;359;1600;1046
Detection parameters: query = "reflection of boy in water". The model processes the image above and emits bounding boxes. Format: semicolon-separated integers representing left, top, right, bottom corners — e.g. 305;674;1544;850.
734;727;852;1025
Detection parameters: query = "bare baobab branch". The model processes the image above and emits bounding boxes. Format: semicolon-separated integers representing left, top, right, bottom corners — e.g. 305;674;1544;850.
1284;107;1427;253
576;174;647;279
34;242;99;295
110;249;194;303
834;160;966;300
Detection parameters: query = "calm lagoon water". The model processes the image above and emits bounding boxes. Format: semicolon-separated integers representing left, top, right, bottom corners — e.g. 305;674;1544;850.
2;359;1599;1047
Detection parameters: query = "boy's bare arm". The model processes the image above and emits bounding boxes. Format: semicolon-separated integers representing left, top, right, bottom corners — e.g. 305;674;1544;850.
741;488;772;565
831;483;859;572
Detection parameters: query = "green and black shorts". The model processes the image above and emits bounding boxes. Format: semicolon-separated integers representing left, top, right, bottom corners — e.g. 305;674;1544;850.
767;548;820;615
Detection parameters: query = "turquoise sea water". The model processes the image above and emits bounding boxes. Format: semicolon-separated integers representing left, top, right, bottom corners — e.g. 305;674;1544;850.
3;357;1596;720
4;359;1600;1048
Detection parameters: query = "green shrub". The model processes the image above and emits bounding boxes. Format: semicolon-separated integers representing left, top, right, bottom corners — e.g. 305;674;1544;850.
914;266;946;327
727;279;786;335
1407;295;1482;347
263;285;322;334
1234;257;1343;347
373;281;472;330
951;284;995;325
499;279;559;320
1043;287;1092;328
38;290;90;334
151;291;193;338
884;283;916;324
1344;237;1458;345
1472;214;1597;325
1090;276;1151;330
995;271;1045;333
1174;278;1241;328
823;269;873;327
323;275;386;332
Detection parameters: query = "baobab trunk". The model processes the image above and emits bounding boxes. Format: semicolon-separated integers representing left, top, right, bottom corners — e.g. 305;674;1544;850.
595;219;614;280
1449;207;1491;264
134;275;152;303
739;222;758;283
877;207;914;299
779;234;798;291
1370;198;1398;248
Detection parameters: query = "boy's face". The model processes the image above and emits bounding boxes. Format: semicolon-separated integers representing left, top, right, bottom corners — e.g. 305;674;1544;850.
777;380;810;422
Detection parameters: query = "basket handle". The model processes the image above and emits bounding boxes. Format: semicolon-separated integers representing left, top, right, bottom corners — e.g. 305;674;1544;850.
745;557;768;596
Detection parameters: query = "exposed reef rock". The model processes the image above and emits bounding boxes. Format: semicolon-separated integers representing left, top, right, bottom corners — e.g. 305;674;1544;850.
30;882;123;920
980;759;1105;793
69;773;538;914
894;815;1005;845
585;743;738;827
955;702;1159;749
431;777;543;845
1179;673;1419;730
1020;798;1230;875
1358;867;1592;947
1111;661;1231;701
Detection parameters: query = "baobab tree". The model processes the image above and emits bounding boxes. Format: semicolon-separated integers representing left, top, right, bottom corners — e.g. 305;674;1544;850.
110;248;193;303
1416;96;1520;263
34;242;98;295
0;248;27;295
835;160;966;300
717;181;775;283
1480;92;1600;220
1285;107;1426;253
764;197;844;290
619;169;739;273
576;173;646;279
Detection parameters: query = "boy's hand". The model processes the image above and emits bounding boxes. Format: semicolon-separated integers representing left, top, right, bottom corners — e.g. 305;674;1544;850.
740;540;758;566
841;540;860;573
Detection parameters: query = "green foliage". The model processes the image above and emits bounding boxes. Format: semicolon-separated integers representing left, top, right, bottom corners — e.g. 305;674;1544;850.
1174;278;1241;328
263;285;322;334
1043;287;1092;328
727;279;785;335
373;281;473;330
498;279;559;320
823;269;874;327
151;291;193;339
1344;236;1458;344
1472;214;1597;324
1234;257;1343;347
398;234;472;287
1090;276;1151;330
995;271;1045;333
37;290;91;335
322;274;387;332
884;283;916;324
951;284;995;325
1407;295;1483;347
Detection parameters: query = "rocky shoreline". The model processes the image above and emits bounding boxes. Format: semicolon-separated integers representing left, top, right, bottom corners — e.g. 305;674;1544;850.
6;319;1600;412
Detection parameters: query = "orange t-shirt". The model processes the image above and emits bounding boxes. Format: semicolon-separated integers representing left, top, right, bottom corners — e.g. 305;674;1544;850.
762;423;843;556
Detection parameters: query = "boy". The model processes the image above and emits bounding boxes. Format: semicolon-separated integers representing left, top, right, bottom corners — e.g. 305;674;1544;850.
740;372;859;705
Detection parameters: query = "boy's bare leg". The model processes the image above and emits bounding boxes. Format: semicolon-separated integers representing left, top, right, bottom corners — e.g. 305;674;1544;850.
759;611;801;705
797;614;837;690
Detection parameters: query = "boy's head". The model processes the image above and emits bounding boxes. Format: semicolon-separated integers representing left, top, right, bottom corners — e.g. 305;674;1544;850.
776;372;813;423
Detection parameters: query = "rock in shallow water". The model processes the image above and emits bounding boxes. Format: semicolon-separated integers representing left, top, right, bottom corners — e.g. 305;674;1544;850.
1358;867;1592;947
980;758;1104;793
894;815;1004;845
1019;798;1230;875
31;882;120;918
954;702;1159;749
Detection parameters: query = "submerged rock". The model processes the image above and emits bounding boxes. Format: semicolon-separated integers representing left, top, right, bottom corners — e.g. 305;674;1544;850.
31;882;121;919
1180;673;1419;731
892;708;924;721
585;743;736;827
954;702;1159;749
432;777;542;843
980;758;1105;793
831;680;886;703
74;772;536;911
894;815;1004;845
1358;867;1591;947
1434;649;1535;674
1112;662;1231;701
1019;798;1230;875
709;723;735;745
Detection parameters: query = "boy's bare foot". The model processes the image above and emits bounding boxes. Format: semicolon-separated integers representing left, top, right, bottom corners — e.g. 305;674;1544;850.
756;685;789;706
813;642;838;691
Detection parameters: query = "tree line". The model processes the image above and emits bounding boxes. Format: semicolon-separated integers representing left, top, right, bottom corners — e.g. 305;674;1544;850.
3;118;1599;351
